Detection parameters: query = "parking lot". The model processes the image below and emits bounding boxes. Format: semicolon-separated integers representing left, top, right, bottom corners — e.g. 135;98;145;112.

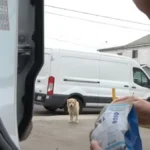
20;105;150;150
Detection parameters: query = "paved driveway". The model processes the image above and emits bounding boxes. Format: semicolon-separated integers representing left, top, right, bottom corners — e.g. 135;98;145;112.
20;115;150;150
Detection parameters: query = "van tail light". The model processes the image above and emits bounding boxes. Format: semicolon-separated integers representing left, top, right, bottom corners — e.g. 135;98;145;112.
47;76;55;95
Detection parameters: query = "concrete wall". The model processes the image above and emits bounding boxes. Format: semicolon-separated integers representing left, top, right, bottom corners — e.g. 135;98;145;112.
102;46;150;65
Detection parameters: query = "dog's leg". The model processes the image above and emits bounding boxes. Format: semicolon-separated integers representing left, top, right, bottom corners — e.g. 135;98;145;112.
69;114;73;123
75;113;79;124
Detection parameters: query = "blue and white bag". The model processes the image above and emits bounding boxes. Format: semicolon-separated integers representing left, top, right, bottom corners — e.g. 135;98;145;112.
90;103;142;150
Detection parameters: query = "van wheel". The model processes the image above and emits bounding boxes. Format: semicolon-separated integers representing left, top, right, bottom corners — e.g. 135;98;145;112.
64;98;83;114
43;106;57;112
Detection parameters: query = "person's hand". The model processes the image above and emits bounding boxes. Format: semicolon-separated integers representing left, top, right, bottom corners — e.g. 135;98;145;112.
114;96;150;125
133;0;150;18
90;140;103;150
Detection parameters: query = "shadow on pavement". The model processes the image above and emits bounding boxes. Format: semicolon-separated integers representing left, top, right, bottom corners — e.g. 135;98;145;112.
34;105;101;116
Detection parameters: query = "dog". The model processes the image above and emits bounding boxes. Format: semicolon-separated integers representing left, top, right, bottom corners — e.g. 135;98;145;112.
67;98;80;123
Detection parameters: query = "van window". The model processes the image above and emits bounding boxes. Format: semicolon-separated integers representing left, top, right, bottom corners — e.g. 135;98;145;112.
133;67;149;87
60;57;99;79
100;61;130;82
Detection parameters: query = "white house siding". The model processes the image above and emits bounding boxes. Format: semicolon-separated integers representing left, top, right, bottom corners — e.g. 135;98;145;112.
102;45;150;66
143;66;150;77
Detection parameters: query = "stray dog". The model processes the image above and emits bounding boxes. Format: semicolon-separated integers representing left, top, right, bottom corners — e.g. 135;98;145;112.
67;98;80;123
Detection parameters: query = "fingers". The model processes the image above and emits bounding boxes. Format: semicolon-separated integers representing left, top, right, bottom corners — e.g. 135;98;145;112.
113;96;132;103
113;95;140;104
133;0;150;18
90;140;103;150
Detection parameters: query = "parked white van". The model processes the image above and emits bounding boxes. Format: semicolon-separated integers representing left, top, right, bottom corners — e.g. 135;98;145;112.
35;48;150;113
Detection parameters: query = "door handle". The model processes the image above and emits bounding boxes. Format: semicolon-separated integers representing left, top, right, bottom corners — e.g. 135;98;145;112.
124;85;129;87
132;86;136;89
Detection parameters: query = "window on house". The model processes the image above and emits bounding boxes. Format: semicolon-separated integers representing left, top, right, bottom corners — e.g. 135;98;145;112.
132;50;138;58
117;53;122;55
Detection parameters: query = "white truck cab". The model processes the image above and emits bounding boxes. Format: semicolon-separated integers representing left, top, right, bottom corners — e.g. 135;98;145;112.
0;0;44;149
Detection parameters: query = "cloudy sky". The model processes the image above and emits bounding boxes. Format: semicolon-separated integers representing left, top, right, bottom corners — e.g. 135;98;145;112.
44;0;150;52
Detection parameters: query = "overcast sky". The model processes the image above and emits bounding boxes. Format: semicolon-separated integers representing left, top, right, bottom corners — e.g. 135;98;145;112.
44;0;150;52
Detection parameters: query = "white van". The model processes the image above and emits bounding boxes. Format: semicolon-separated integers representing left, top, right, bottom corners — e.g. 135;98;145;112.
35;48;150;112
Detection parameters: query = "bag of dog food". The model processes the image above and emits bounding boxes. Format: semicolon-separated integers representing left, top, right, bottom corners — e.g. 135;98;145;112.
90;103;142;150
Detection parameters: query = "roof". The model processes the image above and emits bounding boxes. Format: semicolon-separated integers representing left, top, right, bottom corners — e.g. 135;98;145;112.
141;64;150;68
45;47;132;60
98;34;150;52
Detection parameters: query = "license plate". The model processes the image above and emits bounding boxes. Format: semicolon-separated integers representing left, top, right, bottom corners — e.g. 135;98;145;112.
46;95;49;99
37;96;42;101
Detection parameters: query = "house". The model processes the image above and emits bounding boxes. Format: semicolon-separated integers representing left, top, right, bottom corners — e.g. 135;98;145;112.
97;34;150;76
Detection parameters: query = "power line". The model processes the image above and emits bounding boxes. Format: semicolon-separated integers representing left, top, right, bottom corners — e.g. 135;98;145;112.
45;5;150;26
45;12;150;32
45;36;98;49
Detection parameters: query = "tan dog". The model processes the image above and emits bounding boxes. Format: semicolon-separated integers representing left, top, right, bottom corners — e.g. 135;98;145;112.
67;98;80;123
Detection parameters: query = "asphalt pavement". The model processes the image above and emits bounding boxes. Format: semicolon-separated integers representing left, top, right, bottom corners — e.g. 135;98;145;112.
20;105;150;150
33;105;101;116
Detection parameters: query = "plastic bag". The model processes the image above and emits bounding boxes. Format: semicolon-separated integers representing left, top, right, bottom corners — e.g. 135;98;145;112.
90;103;142;150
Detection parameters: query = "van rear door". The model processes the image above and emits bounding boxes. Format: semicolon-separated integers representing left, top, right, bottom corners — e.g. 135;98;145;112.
35;53;51;95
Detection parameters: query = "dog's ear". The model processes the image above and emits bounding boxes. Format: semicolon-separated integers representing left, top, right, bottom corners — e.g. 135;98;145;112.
67;99;69;104
66;99;69;107
74;99;77;104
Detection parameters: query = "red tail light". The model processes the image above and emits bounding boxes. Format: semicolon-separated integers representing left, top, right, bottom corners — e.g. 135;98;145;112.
47;76;55;95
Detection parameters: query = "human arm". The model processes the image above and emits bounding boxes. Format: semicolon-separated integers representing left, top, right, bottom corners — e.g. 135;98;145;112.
133;0;150;18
